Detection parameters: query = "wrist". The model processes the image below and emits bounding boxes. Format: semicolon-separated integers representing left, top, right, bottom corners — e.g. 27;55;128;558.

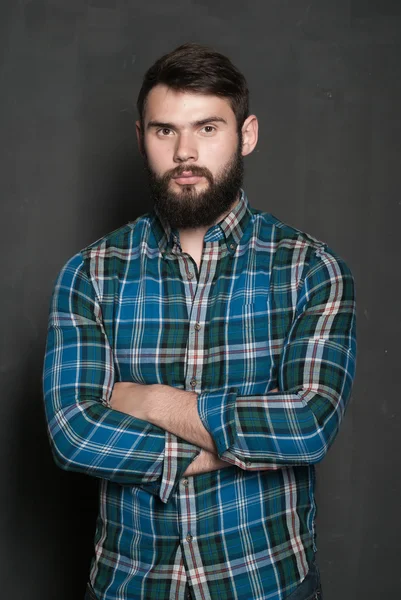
141;384;157;422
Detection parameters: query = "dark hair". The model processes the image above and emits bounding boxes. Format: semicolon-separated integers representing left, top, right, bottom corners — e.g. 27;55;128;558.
137;43;249;131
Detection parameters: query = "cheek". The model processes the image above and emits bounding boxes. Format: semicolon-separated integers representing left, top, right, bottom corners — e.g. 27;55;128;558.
202;141;236;173
145;140;174;173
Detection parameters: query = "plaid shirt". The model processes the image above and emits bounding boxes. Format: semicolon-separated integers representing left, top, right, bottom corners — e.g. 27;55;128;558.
43;192;356;600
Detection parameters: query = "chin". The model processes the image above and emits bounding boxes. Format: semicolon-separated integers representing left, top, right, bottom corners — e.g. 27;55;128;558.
172;182;209;195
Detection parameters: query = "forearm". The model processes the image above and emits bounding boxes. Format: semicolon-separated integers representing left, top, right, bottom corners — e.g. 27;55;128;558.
112;382;217;453
198;362;355;470
149;386;217;452
45;394;167;485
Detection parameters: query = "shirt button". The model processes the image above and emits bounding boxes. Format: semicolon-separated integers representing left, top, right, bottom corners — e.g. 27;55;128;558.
187;272;194;280
194;322;201;331
230;243;235;250
246;461;252;467
182;478;189;487
186;533;193;542
190;378;197;388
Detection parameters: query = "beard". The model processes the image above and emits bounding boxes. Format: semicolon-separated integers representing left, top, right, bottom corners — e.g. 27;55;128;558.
145;140;244;230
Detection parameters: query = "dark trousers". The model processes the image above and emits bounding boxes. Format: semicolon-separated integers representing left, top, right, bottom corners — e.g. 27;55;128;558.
285;561;323;600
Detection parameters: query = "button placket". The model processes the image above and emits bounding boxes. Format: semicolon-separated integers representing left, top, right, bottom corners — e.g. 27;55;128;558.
177;241;221;599
179;241;219;393
178;477;202;594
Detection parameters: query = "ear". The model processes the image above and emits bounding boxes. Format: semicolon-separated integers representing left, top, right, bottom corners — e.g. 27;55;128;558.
136;120;145;156
241;115;258;156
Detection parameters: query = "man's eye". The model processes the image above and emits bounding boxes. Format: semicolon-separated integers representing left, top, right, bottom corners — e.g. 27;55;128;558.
158;128;173;136
202;126;216;134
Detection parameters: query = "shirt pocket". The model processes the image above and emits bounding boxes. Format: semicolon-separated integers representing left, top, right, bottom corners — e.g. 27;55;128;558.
226;298;277;393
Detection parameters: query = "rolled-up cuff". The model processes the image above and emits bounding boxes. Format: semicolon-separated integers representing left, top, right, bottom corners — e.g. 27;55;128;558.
159;432;201;503
197;389;238;456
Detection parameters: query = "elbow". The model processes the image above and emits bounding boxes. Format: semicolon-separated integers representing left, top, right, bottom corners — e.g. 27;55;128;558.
46;409;88;475
48;432;82;473
301;441;329;465
297;425;339;465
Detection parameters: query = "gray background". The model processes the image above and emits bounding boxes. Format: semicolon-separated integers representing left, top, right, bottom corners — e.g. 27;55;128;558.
1;0;400;598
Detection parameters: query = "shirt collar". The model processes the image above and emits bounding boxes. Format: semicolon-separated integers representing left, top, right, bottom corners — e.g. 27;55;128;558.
155;190;252;256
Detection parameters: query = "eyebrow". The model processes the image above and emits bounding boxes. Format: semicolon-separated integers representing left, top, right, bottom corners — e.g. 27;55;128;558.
146;116;228;130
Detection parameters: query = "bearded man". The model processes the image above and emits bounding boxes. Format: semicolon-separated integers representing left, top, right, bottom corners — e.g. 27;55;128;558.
43;43;356;600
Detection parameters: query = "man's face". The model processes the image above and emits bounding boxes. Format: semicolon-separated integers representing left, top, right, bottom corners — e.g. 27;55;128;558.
137;85;244;229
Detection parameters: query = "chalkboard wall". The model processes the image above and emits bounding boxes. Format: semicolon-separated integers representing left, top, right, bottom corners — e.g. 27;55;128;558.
1;1;400;598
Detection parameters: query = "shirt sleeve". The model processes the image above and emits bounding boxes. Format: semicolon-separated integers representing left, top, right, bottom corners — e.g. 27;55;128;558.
197;247;356;469
43;253;199;502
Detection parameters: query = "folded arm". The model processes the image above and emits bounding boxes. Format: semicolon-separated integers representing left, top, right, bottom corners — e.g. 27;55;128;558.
198;248;356;468
43;253;200;502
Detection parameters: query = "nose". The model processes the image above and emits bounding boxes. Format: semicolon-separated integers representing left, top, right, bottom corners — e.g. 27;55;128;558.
173;132;198;163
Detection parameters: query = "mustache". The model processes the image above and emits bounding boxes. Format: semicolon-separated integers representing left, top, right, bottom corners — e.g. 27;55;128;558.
163;164;213;183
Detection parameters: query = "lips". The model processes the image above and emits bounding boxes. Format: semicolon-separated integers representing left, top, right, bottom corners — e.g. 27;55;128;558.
173;172;204;185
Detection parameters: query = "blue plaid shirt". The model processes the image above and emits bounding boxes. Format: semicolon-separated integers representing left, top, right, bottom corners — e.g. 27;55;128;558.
43;192;356;599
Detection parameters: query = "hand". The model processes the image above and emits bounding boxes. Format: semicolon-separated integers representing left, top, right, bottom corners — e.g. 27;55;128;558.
183;450;231;476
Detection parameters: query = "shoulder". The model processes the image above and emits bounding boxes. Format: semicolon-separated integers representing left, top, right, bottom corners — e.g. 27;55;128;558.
249;208;354;289
250;208;325;252
55;213;157;290
80;213;156;260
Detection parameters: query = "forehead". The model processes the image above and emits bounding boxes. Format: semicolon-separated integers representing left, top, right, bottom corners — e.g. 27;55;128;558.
143;84;236;125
